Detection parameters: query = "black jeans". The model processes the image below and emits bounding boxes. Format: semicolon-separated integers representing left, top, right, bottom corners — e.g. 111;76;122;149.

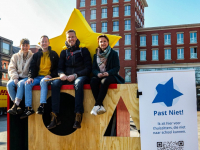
90;76;117;106
51;76;90;113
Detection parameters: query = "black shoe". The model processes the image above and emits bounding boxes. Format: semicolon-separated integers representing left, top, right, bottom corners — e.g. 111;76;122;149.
20;107;35;119
73;113;82;129
36;104;45;115
47;112;61;129
7;103;17;115
17;106;23;114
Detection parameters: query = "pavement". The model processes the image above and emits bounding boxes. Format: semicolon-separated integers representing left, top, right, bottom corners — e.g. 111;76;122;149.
0;115;7;150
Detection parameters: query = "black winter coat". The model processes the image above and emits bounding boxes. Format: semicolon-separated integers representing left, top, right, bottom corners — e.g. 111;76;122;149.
58;44;92;77
28;46;59;78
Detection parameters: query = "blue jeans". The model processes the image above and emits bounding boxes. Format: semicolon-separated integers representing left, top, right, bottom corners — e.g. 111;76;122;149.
24;76;47;107
51;76;90;113
7;78;28;101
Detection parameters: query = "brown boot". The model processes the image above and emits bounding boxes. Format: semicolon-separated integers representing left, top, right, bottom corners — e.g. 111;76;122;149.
7;103;17;115
73;113;82;129
47;112;61;129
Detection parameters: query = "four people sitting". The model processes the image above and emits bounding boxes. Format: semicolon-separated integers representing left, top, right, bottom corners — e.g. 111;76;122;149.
7;30;124;130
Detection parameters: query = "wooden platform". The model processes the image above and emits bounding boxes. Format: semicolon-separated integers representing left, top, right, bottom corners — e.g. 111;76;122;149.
29;84;140;150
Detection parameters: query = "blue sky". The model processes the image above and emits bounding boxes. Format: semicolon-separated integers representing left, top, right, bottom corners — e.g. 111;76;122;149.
0;0;199;46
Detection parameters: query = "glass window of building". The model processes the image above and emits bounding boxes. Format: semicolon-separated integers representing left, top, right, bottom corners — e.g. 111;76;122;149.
90;9;96;20
124;0;130;1
125;34;131;45
125;19;131;30
190;32;197;43
113;7;119;17
102;22;107;32
177;48;184;59
3;73;6;78
124;5;131;16
152;50;158;60
115;49;119;56
152;35;158;46
164;34;171;45
3;63;6;69
80;0;85;7
91;23;96;32
177;33;184;44
165;49;171;60
102;0;107;4
190;47;197;59
101;8;107;18
2;42;10;55
140;50;146;61
140;36;146;46
91;0;96;6
113;21;119;31
81;10;85;18
113;0;119;3
125;68;131;82
125;49;131;60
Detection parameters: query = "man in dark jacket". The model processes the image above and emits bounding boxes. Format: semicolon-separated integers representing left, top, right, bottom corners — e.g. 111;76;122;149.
47;29;92;129
20;35;59;119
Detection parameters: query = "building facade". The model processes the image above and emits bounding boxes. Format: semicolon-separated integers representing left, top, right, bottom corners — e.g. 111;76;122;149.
0;36;13;86
76;0;148;83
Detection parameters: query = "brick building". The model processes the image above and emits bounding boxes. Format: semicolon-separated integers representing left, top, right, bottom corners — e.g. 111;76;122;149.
76;0;148;83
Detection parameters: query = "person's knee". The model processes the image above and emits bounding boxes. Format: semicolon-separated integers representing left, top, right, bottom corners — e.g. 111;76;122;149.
101;78;110;86
51;79;62;88
40;78;48;86
90;77;98;85
7;80;14;88
17;80;25;87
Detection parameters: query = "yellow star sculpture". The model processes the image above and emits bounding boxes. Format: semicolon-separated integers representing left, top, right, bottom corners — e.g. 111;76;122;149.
49;8;121;57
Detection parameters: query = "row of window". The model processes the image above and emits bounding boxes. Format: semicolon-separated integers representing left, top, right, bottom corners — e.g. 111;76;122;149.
140;47;198;61
90;20;131;32
115;49;131;60
140;32;197;46
135;0;144;15
2;42;10;55
81;5;132;20
80;0;131;7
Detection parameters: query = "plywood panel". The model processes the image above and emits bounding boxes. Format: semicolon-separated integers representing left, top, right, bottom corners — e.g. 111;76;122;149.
28;84;141;150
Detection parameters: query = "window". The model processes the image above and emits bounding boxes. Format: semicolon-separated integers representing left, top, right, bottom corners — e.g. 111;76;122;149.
152;50;158;60
140;50;146;61
90;9;96;19
125;34;131;45
165;49;171;60
177;48;184;59
3;63;6;69
190;47;197;59
125;49;131;60
124;0;130;1
101;8;107;18
113;7;119;17
140;36;146;46
164;34;171;45
113;21;119;31
177;33;184;44
125;68;131;82
80;0;85;7
2;42;10;55
113;0;119;3
81;10;85;18
3;73;6;78
102;0;107;4
91;0;96;6
190;32;197;43
125;20;131;30
124;5;131;16
152;35;158;46
91;23;96;32
115;50;119;56
102;22;107;32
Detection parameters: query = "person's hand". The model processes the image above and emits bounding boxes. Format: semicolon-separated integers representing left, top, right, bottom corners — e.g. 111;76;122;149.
14;79;18;85
102;72;109;77
97;73;104;78
44;75;52;79
67;75;75;82
26;78;34;84
60;74;68;81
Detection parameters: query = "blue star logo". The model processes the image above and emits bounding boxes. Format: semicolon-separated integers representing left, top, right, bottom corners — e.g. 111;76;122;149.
152;77;183;107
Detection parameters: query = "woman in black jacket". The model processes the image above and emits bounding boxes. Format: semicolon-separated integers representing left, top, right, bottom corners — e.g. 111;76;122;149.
90;35;125;115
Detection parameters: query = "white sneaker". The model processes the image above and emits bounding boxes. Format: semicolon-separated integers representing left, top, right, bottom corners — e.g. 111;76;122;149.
97;106;106;115
90;105;100;116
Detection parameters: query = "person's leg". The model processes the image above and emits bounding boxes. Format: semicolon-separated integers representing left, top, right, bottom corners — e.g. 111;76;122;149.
15;78;28;105
90;77;101;102
73;76;90;129
6;80;17;102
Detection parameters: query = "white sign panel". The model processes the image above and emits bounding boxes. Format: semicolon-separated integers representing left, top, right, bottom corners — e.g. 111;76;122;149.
137;70;198;150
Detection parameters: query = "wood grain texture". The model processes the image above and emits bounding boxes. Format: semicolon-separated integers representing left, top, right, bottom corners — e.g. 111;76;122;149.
28;84;140;150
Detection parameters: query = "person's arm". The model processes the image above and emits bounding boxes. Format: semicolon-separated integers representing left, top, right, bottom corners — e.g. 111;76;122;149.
92;54;100;77
8;54;19;80
76;48;92;76
50;51;59;78
106;51;120;76
28;53;38;79
58;50;67;76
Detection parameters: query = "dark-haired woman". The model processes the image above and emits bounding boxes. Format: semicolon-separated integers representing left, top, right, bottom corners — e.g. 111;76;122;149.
90;35;125;115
